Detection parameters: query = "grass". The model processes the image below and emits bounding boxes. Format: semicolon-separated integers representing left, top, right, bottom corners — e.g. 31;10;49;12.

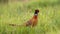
0;0;60;34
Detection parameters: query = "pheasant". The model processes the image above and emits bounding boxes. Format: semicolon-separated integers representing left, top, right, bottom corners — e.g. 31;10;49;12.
9;9;39;27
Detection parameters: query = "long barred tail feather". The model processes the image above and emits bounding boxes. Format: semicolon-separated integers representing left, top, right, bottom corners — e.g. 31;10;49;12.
9;23;27;27
9;23;30;27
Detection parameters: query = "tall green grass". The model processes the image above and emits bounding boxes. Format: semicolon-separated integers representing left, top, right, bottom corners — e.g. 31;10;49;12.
0;0;60;34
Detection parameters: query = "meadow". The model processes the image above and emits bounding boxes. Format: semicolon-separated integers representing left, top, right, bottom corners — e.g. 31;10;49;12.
0;0;60;34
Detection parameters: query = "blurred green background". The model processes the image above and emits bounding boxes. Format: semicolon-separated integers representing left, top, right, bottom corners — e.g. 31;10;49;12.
0;0;60;34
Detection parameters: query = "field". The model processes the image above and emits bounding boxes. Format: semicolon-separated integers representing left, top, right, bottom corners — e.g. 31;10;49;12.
0;0;60;34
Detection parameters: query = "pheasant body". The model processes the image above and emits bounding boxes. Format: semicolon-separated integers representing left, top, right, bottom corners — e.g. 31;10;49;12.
23;9;39;27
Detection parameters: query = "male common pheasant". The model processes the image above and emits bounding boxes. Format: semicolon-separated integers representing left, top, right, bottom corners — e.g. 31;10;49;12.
9;9;39;27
